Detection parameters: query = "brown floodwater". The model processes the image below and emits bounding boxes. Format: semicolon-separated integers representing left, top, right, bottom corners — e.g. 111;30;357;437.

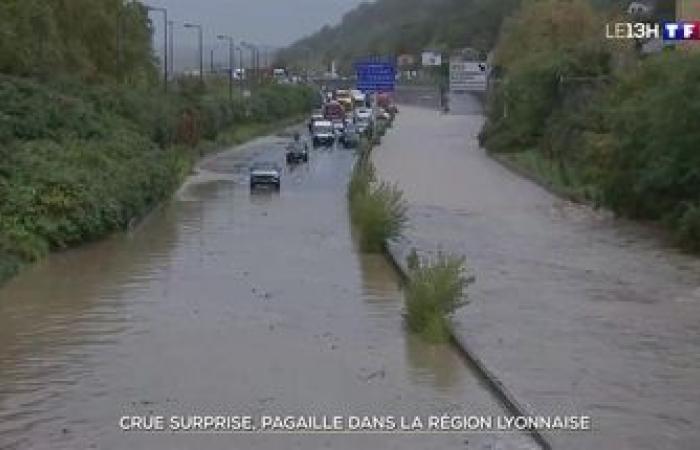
0;131;536;449
373;96;700;450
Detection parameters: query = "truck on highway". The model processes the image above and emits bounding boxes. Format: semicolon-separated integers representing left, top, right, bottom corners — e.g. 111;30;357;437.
323;101;346;123
351;89;367;108
335;90;354;113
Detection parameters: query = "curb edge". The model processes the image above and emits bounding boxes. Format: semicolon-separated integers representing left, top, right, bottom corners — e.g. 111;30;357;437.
382;241;554;450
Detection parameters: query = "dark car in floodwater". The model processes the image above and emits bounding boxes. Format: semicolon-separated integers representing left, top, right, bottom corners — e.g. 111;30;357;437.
286;141;309;164
250;162;281;190
340;123;361;149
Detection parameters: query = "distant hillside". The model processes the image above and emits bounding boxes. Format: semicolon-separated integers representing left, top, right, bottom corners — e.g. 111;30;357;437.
277;0;676;74
277;0;523;73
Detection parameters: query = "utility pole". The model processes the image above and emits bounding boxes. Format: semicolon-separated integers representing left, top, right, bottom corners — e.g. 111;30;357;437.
217;35;235;101
184;22;204;85
145;5;168;91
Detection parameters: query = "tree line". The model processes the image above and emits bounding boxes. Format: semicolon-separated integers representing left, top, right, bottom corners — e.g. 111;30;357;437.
277;0;523;73
0;1;318;285
482;0;700;250
0;0;155;82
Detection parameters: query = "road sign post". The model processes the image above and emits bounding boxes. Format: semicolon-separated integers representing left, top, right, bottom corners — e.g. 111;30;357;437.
449;61;488;93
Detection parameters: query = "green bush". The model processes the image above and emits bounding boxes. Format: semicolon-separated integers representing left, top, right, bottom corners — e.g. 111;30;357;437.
405;253;471;343
0;75;314;282
676;205;700;252
0;131;185;256
348;159;407;252
595;53;700;223
482;1;700;251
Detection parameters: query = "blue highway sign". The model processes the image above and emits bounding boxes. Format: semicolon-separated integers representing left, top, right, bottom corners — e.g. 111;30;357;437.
355;62;395;93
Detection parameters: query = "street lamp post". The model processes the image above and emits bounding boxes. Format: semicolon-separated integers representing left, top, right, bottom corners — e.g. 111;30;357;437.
217;35;235;101
145;5;168;91
256;48;261;84
236;46;244;96
184;22;204;85
168;20;174;79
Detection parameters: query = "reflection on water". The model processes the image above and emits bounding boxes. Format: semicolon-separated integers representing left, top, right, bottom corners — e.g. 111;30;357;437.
0;135;532;450
403;333;466;392
355;248;465;392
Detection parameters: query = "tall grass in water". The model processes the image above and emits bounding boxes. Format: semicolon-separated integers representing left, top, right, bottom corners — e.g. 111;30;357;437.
405;252;471;343
348;157;407;253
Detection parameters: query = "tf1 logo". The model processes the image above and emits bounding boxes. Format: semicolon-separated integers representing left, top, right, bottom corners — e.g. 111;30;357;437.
662;22;700;40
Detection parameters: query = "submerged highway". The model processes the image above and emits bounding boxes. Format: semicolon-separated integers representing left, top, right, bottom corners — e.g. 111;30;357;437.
0;125;537;450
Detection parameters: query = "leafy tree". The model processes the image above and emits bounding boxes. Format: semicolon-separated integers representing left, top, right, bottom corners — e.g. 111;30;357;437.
0;0;155;82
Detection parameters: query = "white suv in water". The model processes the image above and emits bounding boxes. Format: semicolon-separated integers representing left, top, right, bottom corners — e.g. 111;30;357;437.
312;120;335;147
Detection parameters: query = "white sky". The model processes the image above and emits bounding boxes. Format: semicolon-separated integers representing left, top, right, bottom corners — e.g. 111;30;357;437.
144;0;368;69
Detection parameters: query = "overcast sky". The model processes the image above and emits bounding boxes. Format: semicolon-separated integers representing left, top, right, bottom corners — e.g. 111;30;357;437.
144;0;367;69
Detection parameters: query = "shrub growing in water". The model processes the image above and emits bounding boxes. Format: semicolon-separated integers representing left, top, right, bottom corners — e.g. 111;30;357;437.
348;159;407;252
405;253;471;343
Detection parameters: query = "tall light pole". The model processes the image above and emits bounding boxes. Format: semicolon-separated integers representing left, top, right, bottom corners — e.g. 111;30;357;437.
236;46;244;96
145;5;168;91
210;47;216;74
256;48;261;84
217;35;235;101
168;20;174;79
184;22;203;84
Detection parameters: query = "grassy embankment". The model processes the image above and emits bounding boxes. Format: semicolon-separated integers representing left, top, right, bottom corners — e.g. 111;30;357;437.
347;117;470;342
481;0;700;251
0;0;318;286
0;76;316;286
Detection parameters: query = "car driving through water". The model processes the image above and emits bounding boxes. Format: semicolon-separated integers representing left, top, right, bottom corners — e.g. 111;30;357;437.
249;162;281;190
312;120;335;147
286;133;309;163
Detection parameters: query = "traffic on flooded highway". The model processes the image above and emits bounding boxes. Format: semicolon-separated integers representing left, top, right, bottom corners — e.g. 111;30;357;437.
0;122;536;450
2;1;699;450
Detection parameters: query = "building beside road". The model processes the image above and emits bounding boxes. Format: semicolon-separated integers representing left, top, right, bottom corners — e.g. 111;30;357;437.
421;50;442;67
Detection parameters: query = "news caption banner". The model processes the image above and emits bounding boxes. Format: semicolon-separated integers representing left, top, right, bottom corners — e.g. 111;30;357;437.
119;414;592;434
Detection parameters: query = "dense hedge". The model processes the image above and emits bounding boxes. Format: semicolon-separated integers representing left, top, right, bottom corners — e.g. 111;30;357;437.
593;53;700;250
482;0;700;251
0;75;316;283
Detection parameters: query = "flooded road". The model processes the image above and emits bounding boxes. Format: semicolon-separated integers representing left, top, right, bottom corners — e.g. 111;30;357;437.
0;130;536;449
373;98;700;450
